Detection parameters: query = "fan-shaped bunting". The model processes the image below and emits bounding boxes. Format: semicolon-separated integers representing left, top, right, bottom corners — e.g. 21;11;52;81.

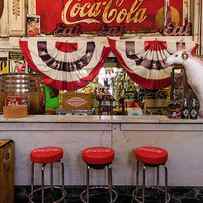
108;38;196;89
20;37;196;90
19;37;110;90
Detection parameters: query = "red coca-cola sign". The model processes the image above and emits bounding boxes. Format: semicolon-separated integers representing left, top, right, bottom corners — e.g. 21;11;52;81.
36;0;183;33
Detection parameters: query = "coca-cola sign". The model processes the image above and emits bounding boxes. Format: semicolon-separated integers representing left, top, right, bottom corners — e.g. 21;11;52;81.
36;0;183;33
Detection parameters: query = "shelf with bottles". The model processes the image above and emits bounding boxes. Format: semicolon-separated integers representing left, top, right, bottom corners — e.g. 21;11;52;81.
169;65;200;119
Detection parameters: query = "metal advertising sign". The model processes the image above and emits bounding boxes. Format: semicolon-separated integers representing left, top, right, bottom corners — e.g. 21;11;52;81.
36;0;183;33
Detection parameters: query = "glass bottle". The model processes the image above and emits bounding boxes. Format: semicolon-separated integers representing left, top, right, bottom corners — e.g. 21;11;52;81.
168;89;181;118
181;98;189;119
190;98;198;119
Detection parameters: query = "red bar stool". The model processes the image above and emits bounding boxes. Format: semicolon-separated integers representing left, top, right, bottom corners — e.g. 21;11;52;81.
132;146;170;203
28;147;66;203
80;146;118;203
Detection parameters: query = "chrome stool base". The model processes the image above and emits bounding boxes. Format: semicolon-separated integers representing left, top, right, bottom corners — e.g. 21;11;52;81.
28;186;66;203
132;187;170;203
80;186;118;203
29;161;65;203
132;161;169;203
80;164;117;203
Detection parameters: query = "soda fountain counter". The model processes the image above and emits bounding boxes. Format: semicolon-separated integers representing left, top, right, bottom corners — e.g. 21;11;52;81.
0;114;203;187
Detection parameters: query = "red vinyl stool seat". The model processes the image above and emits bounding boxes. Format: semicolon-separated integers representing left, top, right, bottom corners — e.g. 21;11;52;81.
82;147;115;165
133;146;168;165
80;146;117;203
31;146;64;164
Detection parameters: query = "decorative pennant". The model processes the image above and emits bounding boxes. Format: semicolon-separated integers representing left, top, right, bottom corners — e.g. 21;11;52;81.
19;37;110;90
108;38;195;89
20;36;196;90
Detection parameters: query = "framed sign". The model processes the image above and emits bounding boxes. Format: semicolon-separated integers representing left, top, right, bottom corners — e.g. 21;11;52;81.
8;0;25;35
0;52;9;74
36;0;184;34
26;15;40;36
0;0;8;36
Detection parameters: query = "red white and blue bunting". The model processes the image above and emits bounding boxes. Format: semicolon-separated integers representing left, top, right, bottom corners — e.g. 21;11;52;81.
20;37;196;90
108;38;196;89
20;37;110;90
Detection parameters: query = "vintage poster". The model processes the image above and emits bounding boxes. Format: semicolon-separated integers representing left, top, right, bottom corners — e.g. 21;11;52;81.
28;0;36;15
27;15;40;36
8;0;25;35
0;52;9;74
9;51;25;73
36;0;183;33
193;0;201;53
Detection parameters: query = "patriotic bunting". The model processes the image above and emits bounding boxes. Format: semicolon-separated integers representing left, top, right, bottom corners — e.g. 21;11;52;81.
19;37;110;90
108;38;196;89
20;37;196;90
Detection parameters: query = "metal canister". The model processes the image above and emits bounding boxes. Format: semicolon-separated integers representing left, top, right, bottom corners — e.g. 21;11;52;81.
1;73;44;114
2;73;30;108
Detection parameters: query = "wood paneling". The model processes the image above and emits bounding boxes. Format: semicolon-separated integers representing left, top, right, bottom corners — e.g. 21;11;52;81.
0;140;14;203
0;0;8;37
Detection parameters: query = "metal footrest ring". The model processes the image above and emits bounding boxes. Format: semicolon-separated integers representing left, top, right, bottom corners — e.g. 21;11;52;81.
80;186;118;203
28;186;66;203
132;186;170;203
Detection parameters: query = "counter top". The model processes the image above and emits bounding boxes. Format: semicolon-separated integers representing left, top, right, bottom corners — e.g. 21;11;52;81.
0;115;203;124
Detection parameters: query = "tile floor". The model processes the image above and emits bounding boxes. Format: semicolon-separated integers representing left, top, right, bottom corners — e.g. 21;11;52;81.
15;186;203;203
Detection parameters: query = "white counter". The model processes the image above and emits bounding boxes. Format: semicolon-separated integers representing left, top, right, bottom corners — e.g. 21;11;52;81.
1;114;203;123
0;115;203;186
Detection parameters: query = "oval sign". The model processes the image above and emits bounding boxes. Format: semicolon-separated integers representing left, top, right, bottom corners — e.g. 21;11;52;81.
66;97;87;107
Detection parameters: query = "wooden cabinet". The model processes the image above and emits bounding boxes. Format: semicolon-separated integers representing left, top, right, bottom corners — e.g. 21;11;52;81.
0;140;14;203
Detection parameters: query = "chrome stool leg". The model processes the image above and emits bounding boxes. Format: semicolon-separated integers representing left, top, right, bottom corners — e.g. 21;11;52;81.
156;166;160;186
108;165;113;203
131;160;140;203
142;166;146;203
31;162;35;194
86;165;90;203
61;162;65;190
164;166;168;202
50;163;54;190
41;164;46;203
61;161;65;203
136;160;140;195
